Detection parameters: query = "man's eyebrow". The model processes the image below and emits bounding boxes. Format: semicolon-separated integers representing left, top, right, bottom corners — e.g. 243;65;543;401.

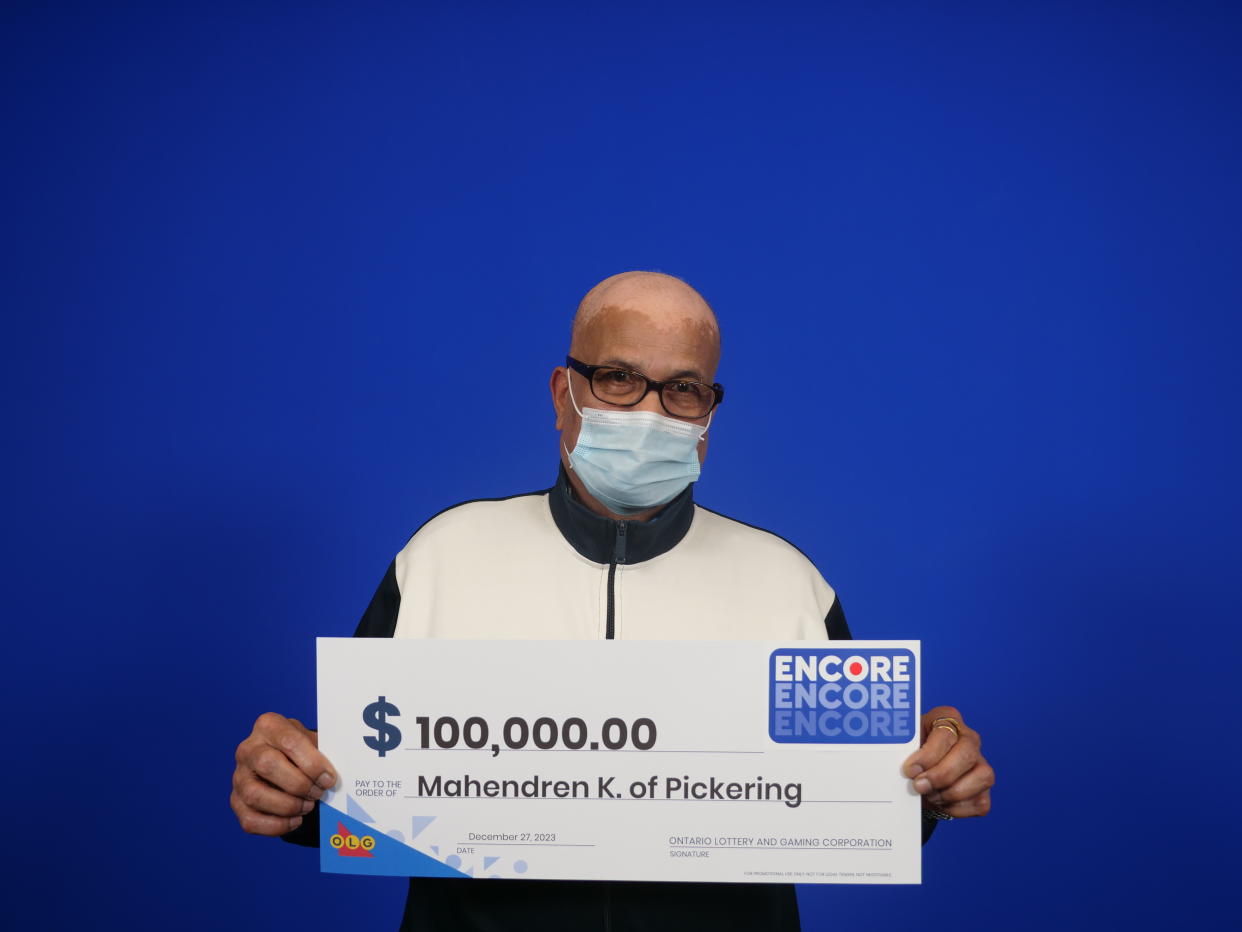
598;356;645;371
665;368;706;381
599;357;706;381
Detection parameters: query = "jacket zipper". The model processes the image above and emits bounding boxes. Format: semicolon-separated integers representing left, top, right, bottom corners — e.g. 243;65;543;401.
605;521;627;640
603;521;626;929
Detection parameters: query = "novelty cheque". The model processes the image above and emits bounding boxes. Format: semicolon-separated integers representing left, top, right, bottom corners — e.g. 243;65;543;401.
316;638;921;884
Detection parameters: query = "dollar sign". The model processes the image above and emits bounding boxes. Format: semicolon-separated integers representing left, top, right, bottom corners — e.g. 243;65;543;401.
362;695;402;757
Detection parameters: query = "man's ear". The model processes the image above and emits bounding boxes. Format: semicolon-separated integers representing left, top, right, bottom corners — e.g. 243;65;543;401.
550;366;569;430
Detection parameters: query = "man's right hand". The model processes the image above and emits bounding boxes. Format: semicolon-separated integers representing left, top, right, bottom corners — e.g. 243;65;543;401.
231;712;338;836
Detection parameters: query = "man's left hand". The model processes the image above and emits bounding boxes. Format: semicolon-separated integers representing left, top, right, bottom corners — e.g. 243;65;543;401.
902;706;994;818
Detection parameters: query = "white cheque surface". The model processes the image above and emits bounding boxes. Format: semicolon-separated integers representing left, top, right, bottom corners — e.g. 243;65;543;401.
316;638;921;884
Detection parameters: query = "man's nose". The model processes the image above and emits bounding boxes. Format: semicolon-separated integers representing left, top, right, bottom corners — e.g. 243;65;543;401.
633;386;666;415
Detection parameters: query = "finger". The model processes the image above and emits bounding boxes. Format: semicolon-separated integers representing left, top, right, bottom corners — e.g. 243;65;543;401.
254;713;336;789
913;734;980;795
231;790;305;836
920;706;964;738
926;761;995;806
235;770;316;818
287;718;319;747
903;723;959;778
248;744;322;798
941;788;991;819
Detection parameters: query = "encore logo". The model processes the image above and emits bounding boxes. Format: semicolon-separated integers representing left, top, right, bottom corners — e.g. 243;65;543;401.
768;648;917;744
329;823;377;858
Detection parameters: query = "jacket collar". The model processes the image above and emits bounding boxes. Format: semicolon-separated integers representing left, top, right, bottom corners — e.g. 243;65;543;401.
547;465;695;565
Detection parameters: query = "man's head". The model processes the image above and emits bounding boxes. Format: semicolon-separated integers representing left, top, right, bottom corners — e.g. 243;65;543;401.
550;271;722;521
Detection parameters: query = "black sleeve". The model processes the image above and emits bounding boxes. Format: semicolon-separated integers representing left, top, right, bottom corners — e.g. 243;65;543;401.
353;559;401;638
824;596;851;640
824;595;937;845
281;560;402;848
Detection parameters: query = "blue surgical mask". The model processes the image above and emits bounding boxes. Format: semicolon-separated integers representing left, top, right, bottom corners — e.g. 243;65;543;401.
563;377;712;516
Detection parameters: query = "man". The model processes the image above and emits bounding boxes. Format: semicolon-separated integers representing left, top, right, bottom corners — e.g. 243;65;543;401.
231;271;995;929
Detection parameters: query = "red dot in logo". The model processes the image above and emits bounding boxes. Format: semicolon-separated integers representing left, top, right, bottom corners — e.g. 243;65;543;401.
849;662;863;676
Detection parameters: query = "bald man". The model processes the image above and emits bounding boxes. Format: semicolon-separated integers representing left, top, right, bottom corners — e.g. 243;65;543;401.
231;271;994;931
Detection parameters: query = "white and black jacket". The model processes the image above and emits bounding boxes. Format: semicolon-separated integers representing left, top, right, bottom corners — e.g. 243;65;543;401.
286;469;924;931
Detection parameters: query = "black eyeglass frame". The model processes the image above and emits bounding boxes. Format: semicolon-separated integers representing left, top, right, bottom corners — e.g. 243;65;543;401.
565;355;725;419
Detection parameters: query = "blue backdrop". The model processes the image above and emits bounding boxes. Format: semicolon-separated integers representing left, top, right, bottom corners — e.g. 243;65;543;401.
3;2;1238;929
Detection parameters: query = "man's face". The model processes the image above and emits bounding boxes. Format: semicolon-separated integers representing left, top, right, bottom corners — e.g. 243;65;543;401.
551;300;721;474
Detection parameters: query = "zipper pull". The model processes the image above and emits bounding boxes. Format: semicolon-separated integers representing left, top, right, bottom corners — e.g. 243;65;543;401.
614;521;628;565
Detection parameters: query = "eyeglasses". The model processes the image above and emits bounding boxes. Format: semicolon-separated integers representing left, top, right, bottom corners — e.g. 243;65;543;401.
566;356;724;419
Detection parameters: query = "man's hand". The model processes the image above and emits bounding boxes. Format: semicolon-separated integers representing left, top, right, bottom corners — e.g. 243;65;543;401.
231;712;338;836
902;706;993;818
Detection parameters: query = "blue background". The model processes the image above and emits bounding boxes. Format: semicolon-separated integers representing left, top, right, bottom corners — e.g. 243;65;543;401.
3;2;1238;928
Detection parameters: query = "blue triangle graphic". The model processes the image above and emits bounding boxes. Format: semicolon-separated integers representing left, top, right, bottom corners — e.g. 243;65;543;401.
410;816;436;840
346;795;375;824
319;804;467;878
430;846;439;855
483;856;500;870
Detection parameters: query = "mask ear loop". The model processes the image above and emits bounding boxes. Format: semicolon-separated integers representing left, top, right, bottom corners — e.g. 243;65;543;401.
565;370;586;419
563;369;585;468
699;409;715;443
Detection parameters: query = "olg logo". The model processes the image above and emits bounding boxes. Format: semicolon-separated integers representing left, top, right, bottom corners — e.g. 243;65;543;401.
768;649;916;744
330;823;376;858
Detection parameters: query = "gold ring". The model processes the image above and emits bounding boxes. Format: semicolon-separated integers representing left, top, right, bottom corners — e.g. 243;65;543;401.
931;717;961;739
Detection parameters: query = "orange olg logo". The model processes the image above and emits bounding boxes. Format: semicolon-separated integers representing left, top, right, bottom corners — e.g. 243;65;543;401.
329;823;376;858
